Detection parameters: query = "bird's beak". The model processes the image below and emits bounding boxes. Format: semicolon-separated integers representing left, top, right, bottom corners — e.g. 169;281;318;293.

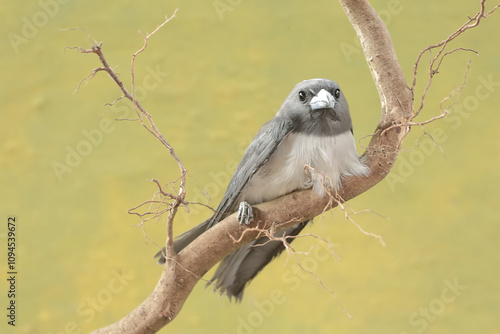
310;89;335;111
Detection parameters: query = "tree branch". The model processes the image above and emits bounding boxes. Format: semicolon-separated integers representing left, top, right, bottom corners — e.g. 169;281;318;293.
80;0;497;333
88;1;412;333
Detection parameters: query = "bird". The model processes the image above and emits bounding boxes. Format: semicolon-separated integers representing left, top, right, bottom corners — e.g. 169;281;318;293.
155;78;369;301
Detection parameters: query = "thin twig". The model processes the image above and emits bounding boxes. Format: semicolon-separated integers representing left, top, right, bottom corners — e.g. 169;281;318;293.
411;0;499;118
382;57;473;137
128;10;182;256
67;11;183;258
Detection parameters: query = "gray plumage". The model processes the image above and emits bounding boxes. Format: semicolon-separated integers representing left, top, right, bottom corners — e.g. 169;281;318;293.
155;78;369;300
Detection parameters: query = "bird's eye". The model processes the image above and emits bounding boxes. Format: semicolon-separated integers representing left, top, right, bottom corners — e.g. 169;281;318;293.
334;88;341;99
298;91;307;102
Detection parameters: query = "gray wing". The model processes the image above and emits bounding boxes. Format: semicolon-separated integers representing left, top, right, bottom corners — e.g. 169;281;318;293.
207;116;294;228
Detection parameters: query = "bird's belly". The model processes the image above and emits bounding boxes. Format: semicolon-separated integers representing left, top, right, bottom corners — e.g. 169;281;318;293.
242;131;363;204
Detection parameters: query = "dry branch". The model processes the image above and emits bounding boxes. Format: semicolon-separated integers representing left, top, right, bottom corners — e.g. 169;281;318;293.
87;1;412;332
68;0;498;333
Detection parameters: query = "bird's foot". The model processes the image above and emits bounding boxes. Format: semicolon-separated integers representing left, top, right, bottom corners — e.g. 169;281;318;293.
237;201;253;225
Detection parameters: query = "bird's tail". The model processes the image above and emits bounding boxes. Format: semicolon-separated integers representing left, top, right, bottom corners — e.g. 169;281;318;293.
154;219;310;302
208;221;310;301
153;219;211;264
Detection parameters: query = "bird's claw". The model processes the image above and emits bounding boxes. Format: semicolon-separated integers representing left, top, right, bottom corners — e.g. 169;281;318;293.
237;201;253;225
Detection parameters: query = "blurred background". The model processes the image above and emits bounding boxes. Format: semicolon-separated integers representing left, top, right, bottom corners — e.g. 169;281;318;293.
1;0;499;333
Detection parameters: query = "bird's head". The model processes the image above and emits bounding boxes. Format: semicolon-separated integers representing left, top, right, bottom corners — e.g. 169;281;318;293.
276;78;354;136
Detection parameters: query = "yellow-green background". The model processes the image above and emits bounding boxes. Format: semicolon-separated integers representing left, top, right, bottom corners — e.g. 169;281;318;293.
1;0;499;333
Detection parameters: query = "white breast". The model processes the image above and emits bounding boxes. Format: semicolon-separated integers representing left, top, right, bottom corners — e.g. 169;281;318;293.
242;132;369;204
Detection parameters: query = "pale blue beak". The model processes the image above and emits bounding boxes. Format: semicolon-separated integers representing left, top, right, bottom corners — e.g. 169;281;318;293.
310;89;335;110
